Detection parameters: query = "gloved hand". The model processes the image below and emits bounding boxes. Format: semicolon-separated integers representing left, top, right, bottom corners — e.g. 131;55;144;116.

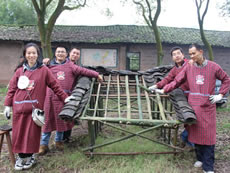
97;75;103;83
154;89;165;94
3;106;11;119
148;85;157;91
64;95;76;103
209;94;223;104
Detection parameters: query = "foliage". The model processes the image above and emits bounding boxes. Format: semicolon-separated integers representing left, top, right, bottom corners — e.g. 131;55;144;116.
0;0;37;25
194;0;214;61
219;0;230;17
31;0;86;58
132;0;164;66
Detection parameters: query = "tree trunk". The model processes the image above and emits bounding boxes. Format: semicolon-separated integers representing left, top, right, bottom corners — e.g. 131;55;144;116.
152;25;164;66
199;24;214;61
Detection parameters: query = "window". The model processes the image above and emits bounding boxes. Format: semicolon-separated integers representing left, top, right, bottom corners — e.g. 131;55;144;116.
127;52;140;71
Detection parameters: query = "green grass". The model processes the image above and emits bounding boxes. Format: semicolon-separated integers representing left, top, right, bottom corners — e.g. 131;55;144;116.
0;86;7;95
0;94;229;173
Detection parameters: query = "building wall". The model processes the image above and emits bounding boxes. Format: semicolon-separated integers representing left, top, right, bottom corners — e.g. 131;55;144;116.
0;41;23;85
0;41;229;85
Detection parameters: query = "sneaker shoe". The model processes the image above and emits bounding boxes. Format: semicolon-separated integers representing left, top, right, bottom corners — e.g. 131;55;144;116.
15;157;24;171
203;171;214;173
23;156;33;170
38;145;49;155
31;154;36;165
194;161;203;168
55;141;64;151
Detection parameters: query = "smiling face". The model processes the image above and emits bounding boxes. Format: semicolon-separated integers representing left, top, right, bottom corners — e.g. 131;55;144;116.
171;49;184;66
55;47;67;64
25;46;38;67
69;48;80;63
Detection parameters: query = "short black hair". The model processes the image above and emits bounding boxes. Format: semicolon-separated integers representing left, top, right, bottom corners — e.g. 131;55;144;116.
55;45;68;52
170;46;184;56
189;43;203;51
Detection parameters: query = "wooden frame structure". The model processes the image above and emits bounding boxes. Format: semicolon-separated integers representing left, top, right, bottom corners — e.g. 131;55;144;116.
80;74;184;156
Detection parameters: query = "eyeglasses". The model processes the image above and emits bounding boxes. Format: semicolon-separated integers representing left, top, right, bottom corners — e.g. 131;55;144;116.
56;51;66;54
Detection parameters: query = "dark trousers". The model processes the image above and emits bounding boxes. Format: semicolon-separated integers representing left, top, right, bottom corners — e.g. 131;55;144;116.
63;129;72;141
195;144;215;172
18;153;33;158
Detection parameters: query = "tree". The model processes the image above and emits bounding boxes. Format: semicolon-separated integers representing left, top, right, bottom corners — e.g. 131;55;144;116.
132;0;163;66
0;0;36;25
31;0;86;58
219;0;230;17
194;0;214;61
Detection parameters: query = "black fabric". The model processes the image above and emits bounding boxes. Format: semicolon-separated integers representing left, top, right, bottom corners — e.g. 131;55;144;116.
63;130;72;142
18;153;33;158
195;144;215;172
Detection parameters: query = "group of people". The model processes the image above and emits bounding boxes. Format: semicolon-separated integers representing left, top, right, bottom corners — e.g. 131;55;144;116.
149;44;230;173
3;43;102;171
3;42;230;173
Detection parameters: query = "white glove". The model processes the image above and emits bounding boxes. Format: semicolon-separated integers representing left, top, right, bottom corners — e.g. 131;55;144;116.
64;95;76;103
154;89;165;94
3;106;11;119
148;85;157;91
209;94;223;104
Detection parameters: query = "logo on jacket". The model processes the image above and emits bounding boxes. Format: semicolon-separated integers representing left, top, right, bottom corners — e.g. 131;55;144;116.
57;71;65;80
27;80;35;90
196;75;204;85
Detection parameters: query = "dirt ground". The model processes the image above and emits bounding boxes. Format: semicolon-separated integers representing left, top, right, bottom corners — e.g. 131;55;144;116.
0;96;230;172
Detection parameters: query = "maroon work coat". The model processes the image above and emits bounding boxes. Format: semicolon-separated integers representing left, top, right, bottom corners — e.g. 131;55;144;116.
43;61;99;133
157;59;189;91
4;65;68;153
164;60;230;145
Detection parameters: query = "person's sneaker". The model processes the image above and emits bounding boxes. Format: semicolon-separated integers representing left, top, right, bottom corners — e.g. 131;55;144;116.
55;141;64;150
31;154;36;164
194;161;203;167
38;145;49;155
23;156;33;170
14;157;24;171
203;171;214;173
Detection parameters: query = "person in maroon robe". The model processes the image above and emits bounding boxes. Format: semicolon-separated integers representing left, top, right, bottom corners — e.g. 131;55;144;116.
39;45;103;155
148;46;195;148
3;43;69;171
154;43;230;173
62;47;81;143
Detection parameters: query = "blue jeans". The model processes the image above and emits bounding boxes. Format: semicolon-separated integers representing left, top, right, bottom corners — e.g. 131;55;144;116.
180;129;194;147
40;131;63;146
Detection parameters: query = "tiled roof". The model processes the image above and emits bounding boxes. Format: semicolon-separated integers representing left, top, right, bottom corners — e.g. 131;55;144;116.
0;25;229;47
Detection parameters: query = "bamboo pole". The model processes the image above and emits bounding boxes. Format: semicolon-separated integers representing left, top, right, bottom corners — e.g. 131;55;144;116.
81;79;95;117
135;75;143;119
99;121;184;151
84;151;182;156
93;75;103;117
104;74;111;117
125;75;131;119
141;76;152;120
156;93;167;121
117;75;121;118
80;116;180;125
82;124;164;152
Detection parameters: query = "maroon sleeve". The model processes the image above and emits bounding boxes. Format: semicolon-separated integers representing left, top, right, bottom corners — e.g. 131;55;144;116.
45;67;68;102
215;65;230;95
71;63;99;78
4;69;21;106
156;67;177;89
163;66;188;93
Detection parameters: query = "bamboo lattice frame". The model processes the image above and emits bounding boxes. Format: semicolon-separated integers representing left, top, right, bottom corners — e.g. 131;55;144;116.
80;74;183;154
